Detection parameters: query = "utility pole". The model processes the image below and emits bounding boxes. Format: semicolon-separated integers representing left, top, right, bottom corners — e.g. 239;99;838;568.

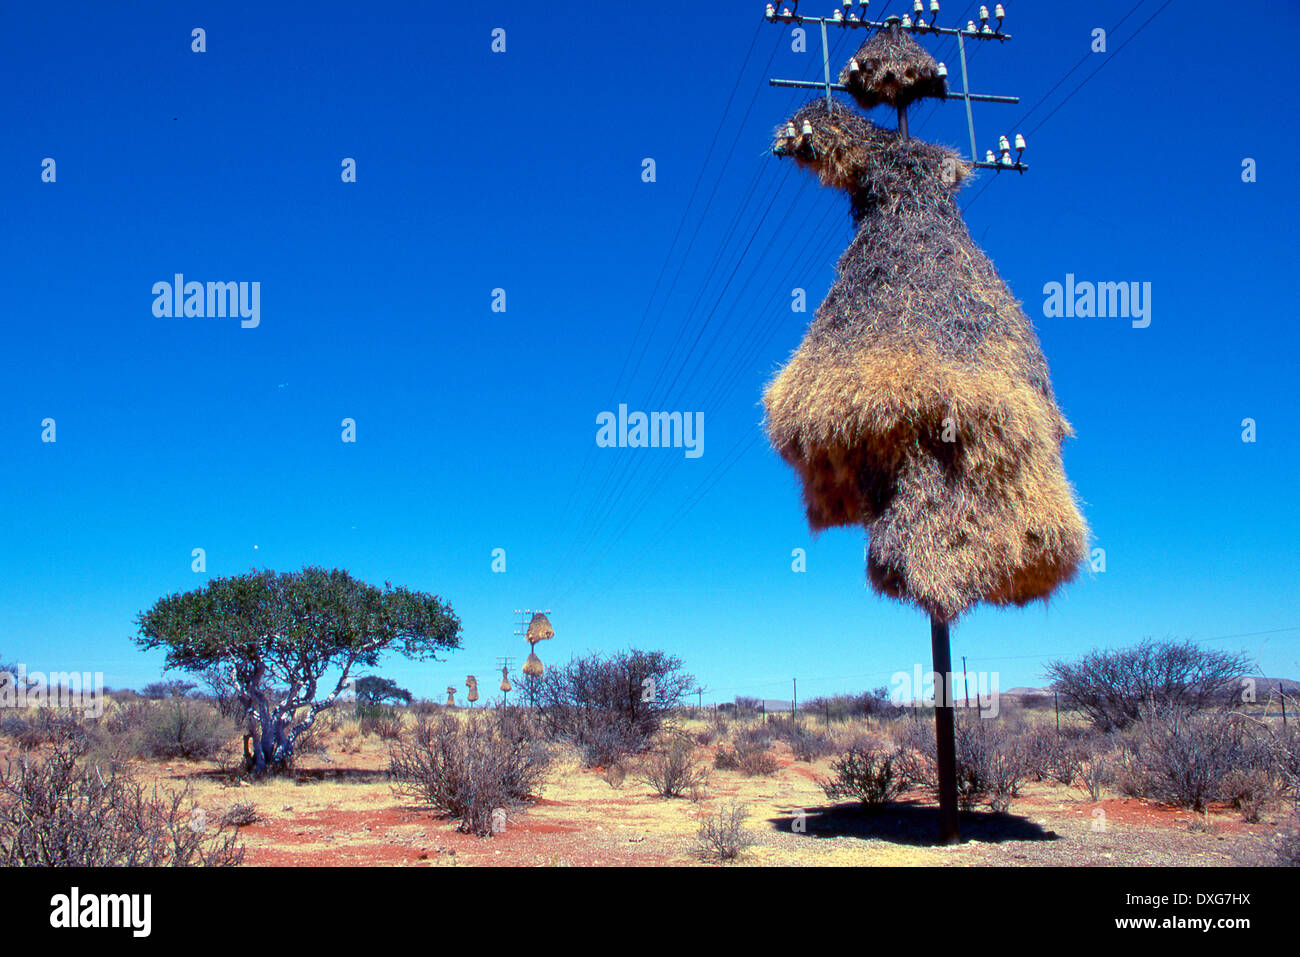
496;656;515;706
765;3;1028;172
763;1;1032;848
513;607;551;710
961;655;970;711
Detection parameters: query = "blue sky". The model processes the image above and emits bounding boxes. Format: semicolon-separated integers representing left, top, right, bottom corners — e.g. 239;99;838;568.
2;1;1298;705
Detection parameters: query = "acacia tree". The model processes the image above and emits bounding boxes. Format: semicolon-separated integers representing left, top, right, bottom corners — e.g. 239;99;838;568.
135;567;461;774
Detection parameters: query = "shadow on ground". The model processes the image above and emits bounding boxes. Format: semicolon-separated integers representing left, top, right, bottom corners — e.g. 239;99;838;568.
767;798;1059;847
190;767;390;785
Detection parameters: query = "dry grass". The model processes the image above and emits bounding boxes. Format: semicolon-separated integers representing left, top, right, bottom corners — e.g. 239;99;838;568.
3;707;1283;867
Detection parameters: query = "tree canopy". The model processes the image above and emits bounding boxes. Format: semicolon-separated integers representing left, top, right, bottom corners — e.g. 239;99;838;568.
135;566;461;772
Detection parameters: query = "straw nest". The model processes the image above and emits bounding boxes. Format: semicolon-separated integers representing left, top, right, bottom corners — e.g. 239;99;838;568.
465;675;479;702
444;686;457;706
839;24;947;110
772;100;970;222
525;612;554;643
763;100;1087;622
522;652;544;677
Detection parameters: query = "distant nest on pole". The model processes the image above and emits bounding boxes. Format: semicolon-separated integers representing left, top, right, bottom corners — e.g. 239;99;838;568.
839;24;947;110
763;98;1087;623
525;613;554;643
522;612;553;677
522;652;544;677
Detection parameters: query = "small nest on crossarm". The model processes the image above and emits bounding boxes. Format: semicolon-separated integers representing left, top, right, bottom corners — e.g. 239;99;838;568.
839;24;947;110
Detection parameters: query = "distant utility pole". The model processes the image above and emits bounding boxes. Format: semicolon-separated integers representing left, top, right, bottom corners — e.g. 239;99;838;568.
513;607;551;709
496;656;515;705
962;655;970;711
765;2;1029;171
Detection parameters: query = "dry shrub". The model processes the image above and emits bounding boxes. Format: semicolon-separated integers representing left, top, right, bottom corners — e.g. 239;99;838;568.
1116;706;1269;812
602;760;628;790
220;802;261;828
359;708;403;741
0;734;243;866
695;803;755;862
641;740;709;799
1081;756;1112;801
889;715;1031;810
790;731;837;763
389;710;550;837
140;698;235;761
714;738;780;777
820;746;907;809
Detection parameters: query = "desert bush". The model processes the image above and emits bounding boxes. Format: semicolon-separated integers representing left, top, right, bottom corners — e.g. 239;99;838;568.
790;731;837;763
1046;639;1251;732
641;740;709;799
891;717;1031;810
803;686;899;723
220;802;261;828
695;802;755;862
1082;756;1112;801
358;707;403;740
602;760;628;790
535;649;695;767
141;698;234;761
1116;705;1268;811
1220;768;1278;823
694;724;720;746
0;735;243;866
956;719;1035;812
389;711;550;837
714;736;780;777
820;746;907;808
142;679;198;700
2;711;105;754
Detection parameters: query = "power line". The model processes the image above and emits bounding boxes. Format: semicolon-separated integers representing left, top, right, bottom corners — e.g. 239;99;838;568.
963;0;1174;212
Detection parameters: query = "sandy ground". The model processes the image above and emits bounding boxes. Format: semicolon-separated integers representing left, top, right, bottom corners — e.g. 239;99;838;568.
130;728;1283;867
